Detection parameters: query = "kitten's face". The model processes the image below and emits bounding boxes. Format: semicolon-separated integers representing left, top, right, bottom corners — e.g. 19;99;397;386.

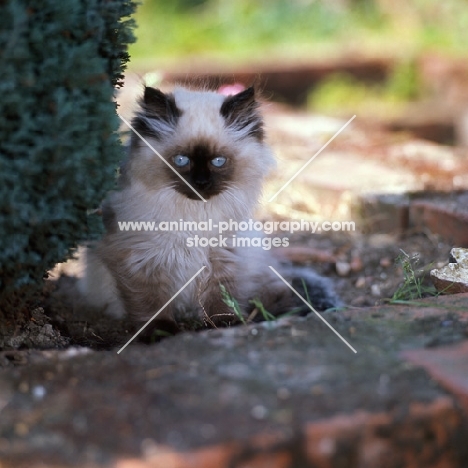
166;141;235;200
127;86;273;202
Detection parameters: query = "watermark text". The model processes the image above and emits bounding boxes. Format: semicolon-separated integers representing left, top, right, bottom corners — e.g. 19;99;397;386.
117;219;355;235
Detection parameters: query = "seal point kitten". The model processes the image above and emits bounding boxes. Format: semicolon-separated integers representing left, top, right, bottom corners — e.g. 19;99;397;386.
79;85;340;330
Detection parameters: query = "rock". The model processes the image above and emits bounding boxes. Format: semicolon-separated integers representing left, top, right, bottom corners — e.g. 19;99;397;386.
336;261;351;277
368;234;399;248
355;277;367;288
431;247;468;294
350;256;363;272
350;295;370;306
380;257;392;268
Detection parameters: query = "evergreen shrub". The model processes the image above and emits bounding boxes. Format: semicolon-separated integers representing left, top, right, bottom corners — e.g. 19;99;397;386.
0;0;137;310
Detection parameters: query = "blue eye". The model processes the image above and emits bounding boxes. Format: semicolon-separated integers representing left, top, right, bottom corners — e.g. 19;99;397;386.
173;155;190;167
211;156;226;167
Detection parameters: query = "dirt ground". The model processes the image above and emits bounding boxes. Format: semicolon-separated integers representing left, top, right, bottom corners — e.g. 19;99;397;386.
295;230;452;307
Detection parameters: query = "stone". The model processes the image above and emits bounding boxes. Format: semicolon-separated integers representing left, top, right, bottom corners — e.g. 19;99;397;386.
335;261;351;277
431;247;468;294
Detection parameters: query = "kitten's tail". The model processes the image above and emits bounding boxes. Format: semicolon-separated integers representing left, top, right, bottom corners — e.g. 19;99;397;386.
282;265;342;313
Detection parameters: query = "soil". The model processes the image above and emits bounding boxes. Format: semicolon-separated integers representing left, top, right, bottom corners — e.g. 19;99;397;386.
295;230;452;308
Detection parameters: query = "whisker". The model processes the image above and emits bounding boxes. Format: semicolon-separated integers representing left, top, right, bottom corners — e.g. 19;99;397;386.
223;186;249;212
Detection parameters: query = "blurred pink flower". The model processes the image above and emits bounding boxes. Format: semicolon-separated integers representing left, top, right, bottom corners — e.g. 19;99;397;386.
218;83;245;96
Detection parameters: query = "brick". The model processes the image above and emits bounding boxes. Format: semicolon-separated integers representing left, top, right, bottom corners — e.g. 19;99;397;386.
235;452;293;468
114;443;239;468
354;193;409;234
114;395;466;468
165;58;392;106
305;398;462;468
113;434;294;468
403;341;468;415
410;200;468;247
386;106;455;144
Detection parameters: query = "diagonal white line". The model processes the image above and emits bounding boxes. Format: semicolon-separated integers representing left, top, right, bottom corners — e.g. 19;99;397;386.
117;266;206;354
118;114;207;203
268;115;356;202
268;266;357;354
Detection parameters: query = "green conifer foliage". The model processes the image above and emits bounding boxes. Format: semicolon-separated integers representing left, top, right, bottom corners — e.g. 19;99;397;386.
0;0;137;310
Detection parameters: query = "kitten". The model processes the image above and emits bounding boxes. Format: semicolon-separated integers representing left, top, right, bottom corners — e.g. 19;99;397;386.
79;85;340;329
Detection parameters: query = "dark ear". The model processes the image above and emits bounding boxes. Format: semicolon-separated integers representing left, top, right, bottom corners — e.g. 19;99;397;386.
220;87;264;141
220;86;255;116
143;87;181;122
132;87;181;140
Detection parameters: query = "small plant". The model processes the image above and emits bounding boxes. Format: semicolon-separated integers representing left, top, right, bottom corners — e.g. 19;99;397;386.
390;250;437;302
301;278;312;305
249;298;276;322
219;283;246;324
219;279;325;325
219;282;310;325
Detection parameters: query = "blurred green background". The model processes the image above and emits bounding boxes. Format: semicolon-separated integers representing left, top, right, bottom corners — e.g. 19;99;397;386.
129;0;468;67
127;0;468;124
